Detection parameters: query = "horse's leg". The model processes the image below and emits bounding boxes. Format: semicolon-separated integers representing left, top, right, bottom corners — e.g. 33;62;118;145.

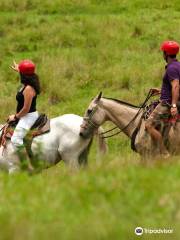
8;162;20;174
78;139;93;167
58;140;80;169
69;157;79;170
0;155;10;173
60;151;80;170
168;123;180;154
78;148;88;166
7;153;20;174
0;144;20;174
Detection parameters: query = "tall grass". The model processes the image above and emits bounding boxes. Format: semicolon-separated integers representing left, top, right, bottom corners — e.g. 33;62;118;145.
0;0;180;239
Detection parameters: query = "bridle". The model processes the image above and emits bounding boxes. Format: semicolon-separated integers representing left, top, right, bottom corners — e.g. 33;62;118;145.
83;90;154;139
83;105;99;129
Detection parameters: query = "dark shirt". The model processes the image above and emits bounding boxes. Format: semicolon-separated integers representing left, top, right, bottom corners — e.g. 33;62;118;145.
16;86;37;113
160;59;180;103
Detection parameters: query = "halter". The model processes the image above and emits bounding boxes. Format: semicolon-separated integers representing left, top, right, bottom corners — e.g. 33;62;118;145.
83;105;99;129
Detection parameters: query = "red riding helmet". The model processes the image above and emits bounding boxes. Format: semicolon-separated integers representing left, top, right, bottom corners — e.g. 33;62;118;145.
18;60;35;75
160;41;180;55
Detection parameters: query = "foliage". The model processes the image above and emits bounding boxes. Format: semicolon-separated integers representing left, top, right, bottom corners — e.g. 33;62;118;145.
0;0;180;239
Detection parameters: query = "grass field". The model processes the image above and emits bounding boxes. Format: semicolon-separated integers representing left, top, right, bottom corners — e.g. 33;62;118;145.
0;0;180;239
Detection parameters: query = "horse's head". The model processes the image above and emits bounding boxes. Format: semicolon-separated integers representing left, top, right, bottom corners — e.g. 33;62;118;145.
80;92;106;139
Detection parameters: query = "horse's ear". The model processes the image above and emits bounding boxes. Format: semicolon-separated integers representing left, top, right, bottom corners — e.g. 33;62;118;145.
97;92;102;101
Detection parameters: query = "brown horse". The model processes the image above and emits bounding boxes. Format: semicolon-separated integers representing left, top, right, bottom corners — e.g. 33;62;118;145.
80;92;180;158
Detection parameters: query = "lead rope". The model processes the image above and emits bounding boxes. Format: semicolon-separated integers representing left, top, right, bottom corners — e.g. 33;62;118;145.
101;90;154;139
0;122;10;156
0;123;9;132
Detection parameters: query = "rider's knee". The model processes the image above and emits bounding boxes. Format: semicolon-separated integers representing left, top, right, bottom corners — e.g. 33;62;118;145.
11;126;27;148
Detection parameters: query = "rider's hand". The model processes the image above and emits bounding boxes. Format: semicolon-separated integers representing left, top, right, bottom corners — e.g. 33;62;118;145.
8;114;16;122
150;88;161;96
10;60;19;72
171;106;178;117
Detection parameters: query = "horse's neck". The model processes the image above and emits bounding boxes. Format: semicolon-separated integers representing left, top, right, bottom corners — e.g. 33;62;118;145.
101;98;142;137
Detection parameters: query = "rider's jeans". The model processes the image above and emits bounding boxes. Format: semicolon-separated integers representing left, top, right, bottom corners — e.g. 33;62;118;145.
11;111;39;147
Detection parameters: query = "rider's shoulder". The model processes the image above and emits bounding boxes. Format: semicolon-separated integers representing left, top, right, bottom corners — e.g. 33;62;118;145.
24;85;34;90
24;85;36;94
167;62;180;71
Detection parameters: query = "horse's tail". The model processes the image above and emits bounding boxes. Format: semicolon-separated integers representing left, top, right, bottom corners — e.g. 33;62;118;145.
95;127;108;154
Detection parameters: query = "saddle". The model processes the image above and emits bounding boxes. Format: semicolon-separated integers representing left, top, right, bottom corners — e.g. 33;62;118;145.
131;101;180;152
0;113;50;149
143;100;180;122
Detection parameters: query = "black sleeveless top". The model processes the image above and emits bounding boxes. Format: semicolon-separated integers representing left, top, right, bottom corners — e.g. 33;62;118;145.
16;86;37;113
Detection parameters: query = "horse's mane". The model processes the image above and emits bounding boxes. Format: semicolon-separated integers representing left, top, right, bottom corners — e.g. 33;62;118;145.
103;97;140;108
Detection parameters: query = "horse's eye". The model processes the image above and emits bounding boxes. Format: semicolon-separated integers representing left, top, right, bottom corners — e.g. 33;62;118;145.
87;109;93;115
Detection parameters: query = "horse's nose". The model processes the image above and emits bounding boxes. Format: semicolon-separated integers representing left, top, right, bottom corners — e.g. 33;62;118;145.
79;132;84;137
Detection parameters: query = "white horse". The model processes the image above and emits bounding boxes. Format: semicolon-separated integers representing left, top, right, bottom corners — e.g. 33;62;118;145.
0;114;107;173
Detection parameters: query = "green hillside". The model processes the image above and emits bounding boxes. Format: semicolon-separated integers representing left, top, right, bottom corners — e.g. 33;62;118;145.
0;1;180;239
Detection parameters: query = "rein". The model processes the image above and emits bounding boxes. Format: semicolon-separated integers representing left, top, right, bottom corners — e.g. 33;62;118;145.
0;123;9;132
0;123;10;151
100;90;154;138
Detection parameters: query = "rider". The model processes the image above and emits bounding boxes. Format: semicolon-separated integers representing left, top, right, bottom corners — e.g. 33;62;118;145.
8;60;40;169
145;40;180;157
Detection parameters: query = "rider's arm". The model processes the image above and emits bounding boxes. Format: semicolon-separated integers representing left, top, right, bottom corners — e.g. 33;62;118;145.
11;60;19;72
15;86;35;119
150;88;161;95
171;79;179;106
